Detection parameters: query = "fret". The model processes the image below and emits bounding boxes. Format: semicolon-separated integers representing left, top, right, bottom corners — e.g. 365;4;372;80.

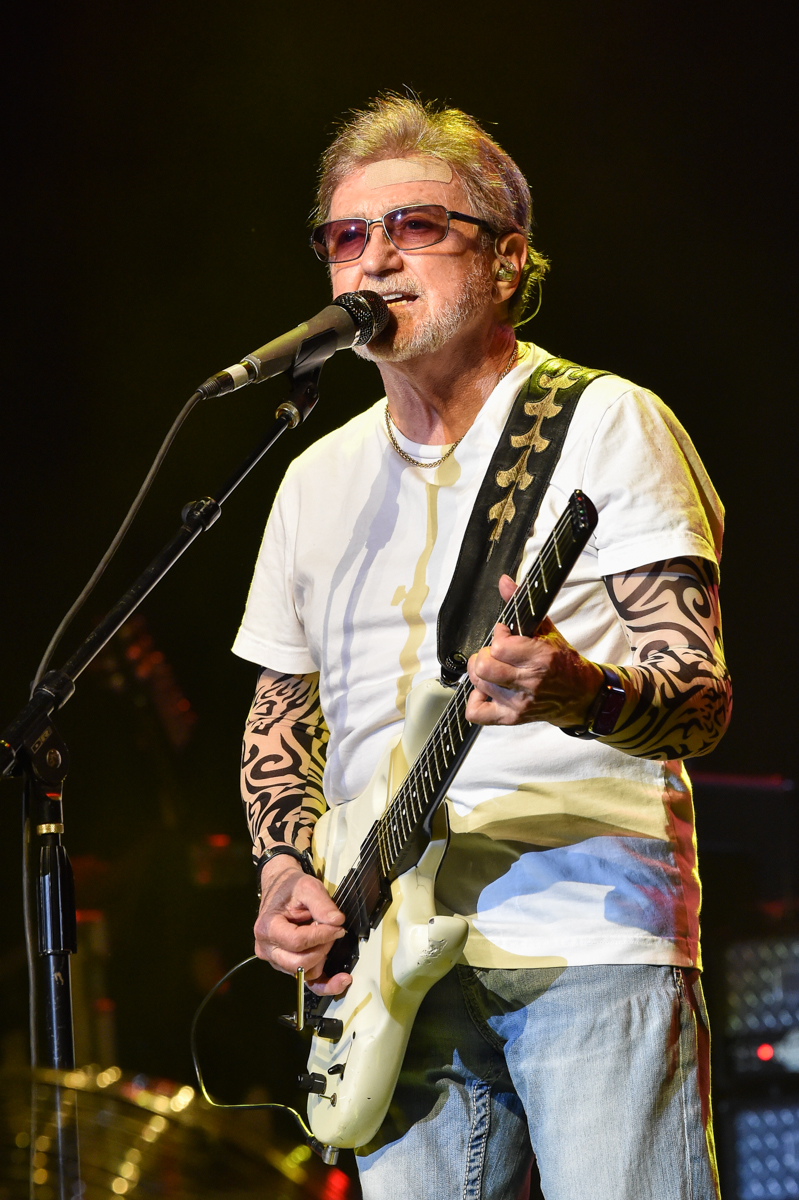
411;775;423;824
453;698;464;741
416;762;428;812
387;811;399;862
429;741;443;784
449;700;458;741
394;792;408;844
443;721;454;759
409;775;421;822
396;793;408;844
410;768;424;823
411;769;423;821
400;782;415;831
380;822;390;877
376;822;387;877
526;582;537;624
442;709;454;758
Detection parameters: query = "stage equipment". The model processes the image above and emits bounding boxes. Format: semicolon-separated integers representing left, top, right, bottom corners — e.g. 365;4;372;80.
722;1100;799;1200
0;1066;350;1198
724;937;799;1078
0;292;389;1188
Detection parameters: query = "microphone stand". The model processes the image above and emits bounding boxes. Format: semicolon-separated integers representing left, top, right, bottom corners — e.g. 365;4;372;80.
1;337;332;1196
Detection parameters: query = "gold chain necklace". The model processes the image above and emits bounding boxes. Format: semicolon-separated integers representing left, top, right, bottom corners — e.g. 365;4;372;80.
385;343;519;469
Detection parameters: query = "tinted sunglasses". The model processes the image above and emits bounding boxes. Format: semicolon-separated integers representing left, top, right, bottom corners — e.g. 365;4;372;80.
310;204;494;265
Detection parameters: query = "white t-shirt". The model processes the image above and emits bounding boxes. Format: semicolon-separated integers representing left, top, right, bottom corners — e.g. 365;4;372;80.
233;344;724;969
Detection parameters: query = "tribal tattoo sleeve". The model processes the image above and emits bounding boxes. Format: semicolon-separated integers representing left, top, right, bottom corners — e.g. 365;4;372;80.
602;556;732;760
241;669;329;862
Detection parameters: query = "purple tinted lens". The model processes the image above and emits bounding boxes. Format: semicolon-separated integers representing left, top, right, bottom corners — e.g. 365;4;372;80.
313;218;368;263
384;206;448;248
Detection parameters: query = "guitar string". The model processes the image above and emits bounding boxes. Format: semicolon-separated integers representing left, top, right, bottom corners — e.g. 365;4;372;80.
329;506;578;918
330;504;583;917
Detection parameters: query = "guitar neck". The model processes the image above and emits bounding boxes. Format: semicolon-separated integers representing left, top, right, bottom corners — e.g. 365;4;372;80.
332;489;597;931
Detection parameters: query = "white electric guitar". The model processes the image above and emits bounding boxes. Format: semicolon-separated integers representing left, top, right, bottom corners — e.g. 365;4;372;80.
294;490;597;1151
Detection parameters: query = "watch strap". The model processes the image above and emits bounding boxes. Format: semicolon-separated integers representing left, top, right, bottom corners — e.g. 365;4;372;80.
255;844;316;890
562;666;626;740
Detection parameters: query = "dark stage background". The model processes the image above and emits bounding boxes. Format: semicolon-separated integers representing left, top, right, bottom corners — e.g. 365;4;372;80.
1;1;795;1193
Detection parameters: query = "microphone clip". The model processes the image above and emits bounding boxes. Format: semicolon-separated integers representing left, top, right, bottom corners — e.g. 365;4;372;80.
275;330;335;427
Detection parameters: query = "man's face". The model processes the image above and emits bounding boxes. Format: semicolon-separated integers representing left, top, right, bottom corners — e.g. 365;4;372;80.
326;166;494;363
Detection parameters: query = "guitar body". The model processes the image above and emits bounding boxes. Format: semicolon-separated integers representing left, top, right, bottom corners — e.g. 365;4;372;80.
307;678;469;1148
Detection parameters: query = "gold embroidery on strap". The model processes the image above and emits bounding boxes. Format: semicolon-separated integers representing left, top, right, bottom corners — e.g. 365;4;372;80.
487;368;582;549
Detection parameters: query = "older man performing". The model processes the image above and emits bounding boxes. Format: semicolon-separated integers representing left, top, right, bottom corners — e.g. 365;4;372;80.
232;96;730;1199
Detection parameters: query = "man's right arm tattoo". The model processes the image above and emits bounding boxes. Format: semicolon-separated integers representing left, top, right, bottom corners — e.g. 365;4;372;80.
241;669;329;862
602;556;732;760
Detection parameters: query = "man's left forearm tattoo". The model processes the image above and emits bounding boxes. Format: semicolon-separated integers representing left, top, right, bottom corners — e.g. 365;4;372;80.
603;556;732;760
241;670;328;861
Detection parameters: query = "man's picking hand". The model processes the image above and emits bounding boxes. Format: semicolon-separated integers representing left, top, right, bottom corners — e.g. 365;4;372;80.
254;856;352;996
465;574;603;727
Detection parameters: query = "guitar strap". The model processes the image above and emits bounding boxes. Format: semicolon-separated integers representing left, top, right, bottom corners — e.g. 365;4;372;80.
437;355;609;682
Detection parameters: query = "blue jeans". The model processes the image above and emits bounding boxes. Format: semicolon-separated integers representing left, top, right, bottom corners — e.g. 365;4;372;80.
356;964;720;1200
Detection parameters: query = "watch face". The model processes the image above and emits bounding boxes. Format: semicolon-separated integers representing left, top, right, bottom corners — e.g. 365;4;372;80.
591;671;626;736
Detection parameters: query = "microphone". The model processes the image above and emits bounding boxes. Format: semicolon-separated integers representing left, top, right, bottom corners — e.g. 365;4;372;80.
198;290;389;398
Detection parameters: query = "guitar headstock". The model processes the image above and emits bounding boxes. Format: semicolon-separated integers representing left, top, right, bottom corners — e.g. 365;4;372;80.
569;489;598;536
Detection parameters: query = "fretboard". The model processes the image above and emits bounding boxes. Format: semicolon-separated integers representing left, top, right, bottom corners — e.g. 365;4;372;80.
331;489;597;936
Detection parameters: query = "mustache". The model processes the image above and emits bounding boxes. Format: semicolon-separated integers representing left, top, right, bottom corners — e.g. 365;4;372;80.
364;276;424;298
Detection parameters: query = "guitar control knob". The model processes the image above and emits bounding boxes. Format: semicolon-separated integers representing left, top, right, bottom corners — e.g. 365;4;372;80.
297;1072;327;1095
311;1017;344;1041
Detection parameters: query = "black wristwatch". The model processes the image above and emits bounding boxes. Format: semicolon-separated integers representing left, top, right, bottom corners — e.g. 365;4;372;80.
562;666;626;740
255;845;316;893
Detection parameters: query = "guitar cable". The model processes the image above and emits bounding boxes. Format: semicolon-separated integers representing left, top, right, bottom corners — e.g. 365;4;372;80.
190;954;340;1164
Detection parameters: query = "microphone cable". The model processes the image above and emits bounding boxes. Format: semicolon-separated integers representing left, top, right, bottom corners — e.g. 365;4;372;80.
22;388;203;1074
30;388;204;694
28;289;387;692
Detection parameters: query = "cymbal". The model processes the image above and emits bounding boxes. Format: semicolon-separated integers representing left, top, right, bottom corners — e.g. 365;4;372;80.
0;1066;355;1198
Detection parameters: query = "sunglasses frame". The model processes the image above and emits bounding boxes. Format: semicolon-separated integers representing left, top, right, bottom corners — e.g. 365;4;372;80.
310;204;495;264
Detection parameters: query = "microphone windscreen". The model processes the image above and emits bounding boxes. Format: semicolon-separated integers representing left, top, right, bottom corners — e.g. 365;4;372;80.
333;291;389;344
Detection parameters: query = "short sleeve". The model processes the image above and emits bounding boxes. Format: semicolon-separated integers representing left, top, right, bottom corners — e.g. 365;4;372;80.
581;386;724;579
231;477;318;674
